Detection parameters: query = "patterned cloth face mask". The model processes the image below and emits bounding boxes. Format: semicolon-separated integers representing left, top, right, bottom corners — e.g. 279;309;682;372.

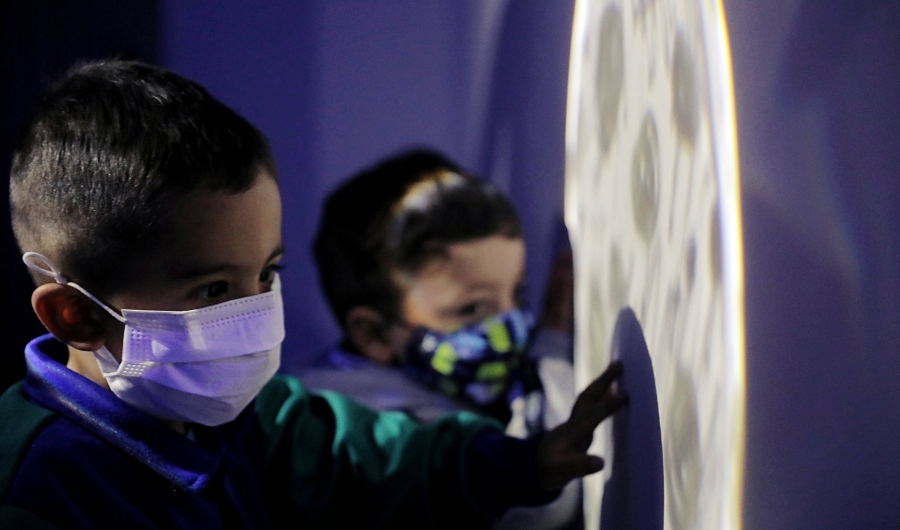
23;252;284;427
403;308;545;433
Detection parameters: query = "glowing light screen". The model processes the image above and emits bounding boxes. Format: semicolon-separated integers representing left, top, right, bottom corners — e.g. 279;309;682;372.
564;1;744;528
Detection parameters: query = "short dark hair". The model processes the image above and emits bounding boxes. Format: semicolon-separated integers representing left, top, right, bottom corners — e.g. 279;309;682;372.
10;60;276;295
313;148;521;328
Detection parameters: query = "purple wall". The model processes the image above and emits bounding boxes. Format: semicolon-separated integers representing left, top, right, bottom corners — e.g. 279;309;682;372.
160;0;473;370
160;0;574;371
476;1;576;329
727;0;900;527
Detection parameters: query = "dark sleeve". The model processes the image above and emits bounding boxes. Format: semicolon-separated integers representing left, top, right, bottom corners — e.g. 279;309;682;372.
255;375;512;529
465;428;561;516
0;383;62;530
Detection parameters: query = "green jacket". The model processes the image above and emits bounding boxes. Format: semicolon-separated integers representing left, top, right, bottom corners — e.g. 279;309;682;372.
1;339;527;530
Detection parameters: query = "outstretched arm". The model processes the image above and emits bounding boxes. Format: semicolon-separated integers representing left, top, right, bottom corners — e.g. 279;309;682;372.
535;360;628;492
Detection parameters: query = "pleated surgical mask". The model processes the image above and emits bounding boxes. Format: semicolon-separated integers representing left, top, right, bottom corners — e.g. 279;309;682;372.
23;252;284;426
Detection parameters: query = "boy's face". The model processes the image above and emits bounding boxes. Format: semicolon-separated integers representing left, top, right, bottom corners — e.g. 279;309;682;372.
101;173;283;360
399;235;525;333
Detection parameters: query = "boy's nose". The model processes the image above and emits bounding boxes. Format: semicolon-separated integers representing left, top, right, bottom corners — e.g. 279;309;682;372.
233;281;270;300
499;293;517;312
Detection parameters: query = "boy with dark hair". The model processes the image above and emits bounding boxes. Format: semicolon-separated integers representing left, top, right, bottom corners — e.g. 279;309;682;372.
309;150;567;424
306;150;585;528
0;60;625;529
312;150;518;333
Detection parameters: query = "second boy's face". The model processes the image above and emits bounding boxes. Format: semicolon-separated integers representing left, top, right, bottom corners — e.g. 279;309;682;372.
399;235;525;333
101;172;284;359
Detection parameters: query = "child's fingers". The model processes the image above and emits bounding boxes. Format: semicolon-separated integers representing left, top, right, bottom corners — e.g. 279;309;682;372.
538;359;627;490
577;361;624;403
562;361;627;447
570;361;624;421
540;454;605;492
567;392;629;448
547;390;626;459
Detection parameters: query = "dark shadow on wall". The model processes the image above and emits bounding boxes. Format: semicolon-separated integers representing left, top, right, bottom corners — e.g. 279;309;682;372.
0;0;161;393
599;307;664;530
477;0;575;318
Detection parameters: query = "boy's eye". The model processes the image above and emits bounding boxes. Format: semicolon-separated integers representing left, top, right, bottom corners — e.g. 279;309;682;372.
198;281;229;300
457;301;488;320
259;263;284;283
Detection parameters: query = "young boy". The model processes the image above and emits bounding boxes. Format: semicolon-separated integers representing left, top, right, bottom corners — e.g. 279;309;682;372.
0;61;625;529
302;150;584;528
305;151;579;428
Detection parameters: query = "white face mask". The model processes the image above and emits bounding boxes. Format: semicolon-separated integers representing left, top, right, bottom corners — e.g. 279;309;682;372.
23;252;284;426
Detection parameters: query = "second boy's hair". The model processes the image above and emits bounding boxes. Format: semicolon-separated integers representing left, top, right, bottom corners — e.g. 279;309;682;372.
313;149;522;328
10;60;276;296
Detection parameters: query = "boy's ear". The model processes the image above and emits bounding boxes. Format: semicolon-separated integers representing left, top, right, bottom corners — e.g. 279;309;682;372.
345;306;404;364
32;283;108;352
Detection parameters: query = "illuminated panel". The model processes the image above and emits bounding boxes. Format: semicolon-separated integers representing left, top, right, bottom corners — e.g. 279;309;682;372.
564;0;744;528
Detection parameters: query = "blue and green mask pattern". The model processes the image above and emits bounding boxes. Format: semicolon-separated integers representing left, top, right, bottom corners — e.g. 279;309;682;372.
403;308;544;430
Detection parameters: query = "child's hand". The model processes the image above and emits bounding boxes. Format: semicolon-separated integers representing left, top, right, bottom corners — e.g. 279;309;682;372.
535;360;627;492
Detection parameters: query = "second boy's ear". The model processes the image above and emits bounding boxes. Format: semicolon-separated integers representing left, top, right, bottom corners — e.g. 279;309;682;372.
32;283;108;352
345;306;406;364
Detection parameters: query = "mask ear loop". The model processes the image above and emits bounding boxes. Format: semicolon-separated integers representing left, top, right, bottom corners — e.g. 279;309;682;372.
22;252;128;324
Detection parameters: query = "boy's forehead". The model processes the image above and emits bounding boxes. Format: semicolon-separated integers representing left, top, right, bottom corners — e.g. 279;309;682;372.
406;236;525;294
442;236;524;280
154;175;283;278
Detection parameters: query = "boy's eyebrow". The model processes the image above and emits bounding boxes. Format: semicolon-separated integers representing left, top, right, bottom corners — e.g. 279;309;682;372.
173;243;285;280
